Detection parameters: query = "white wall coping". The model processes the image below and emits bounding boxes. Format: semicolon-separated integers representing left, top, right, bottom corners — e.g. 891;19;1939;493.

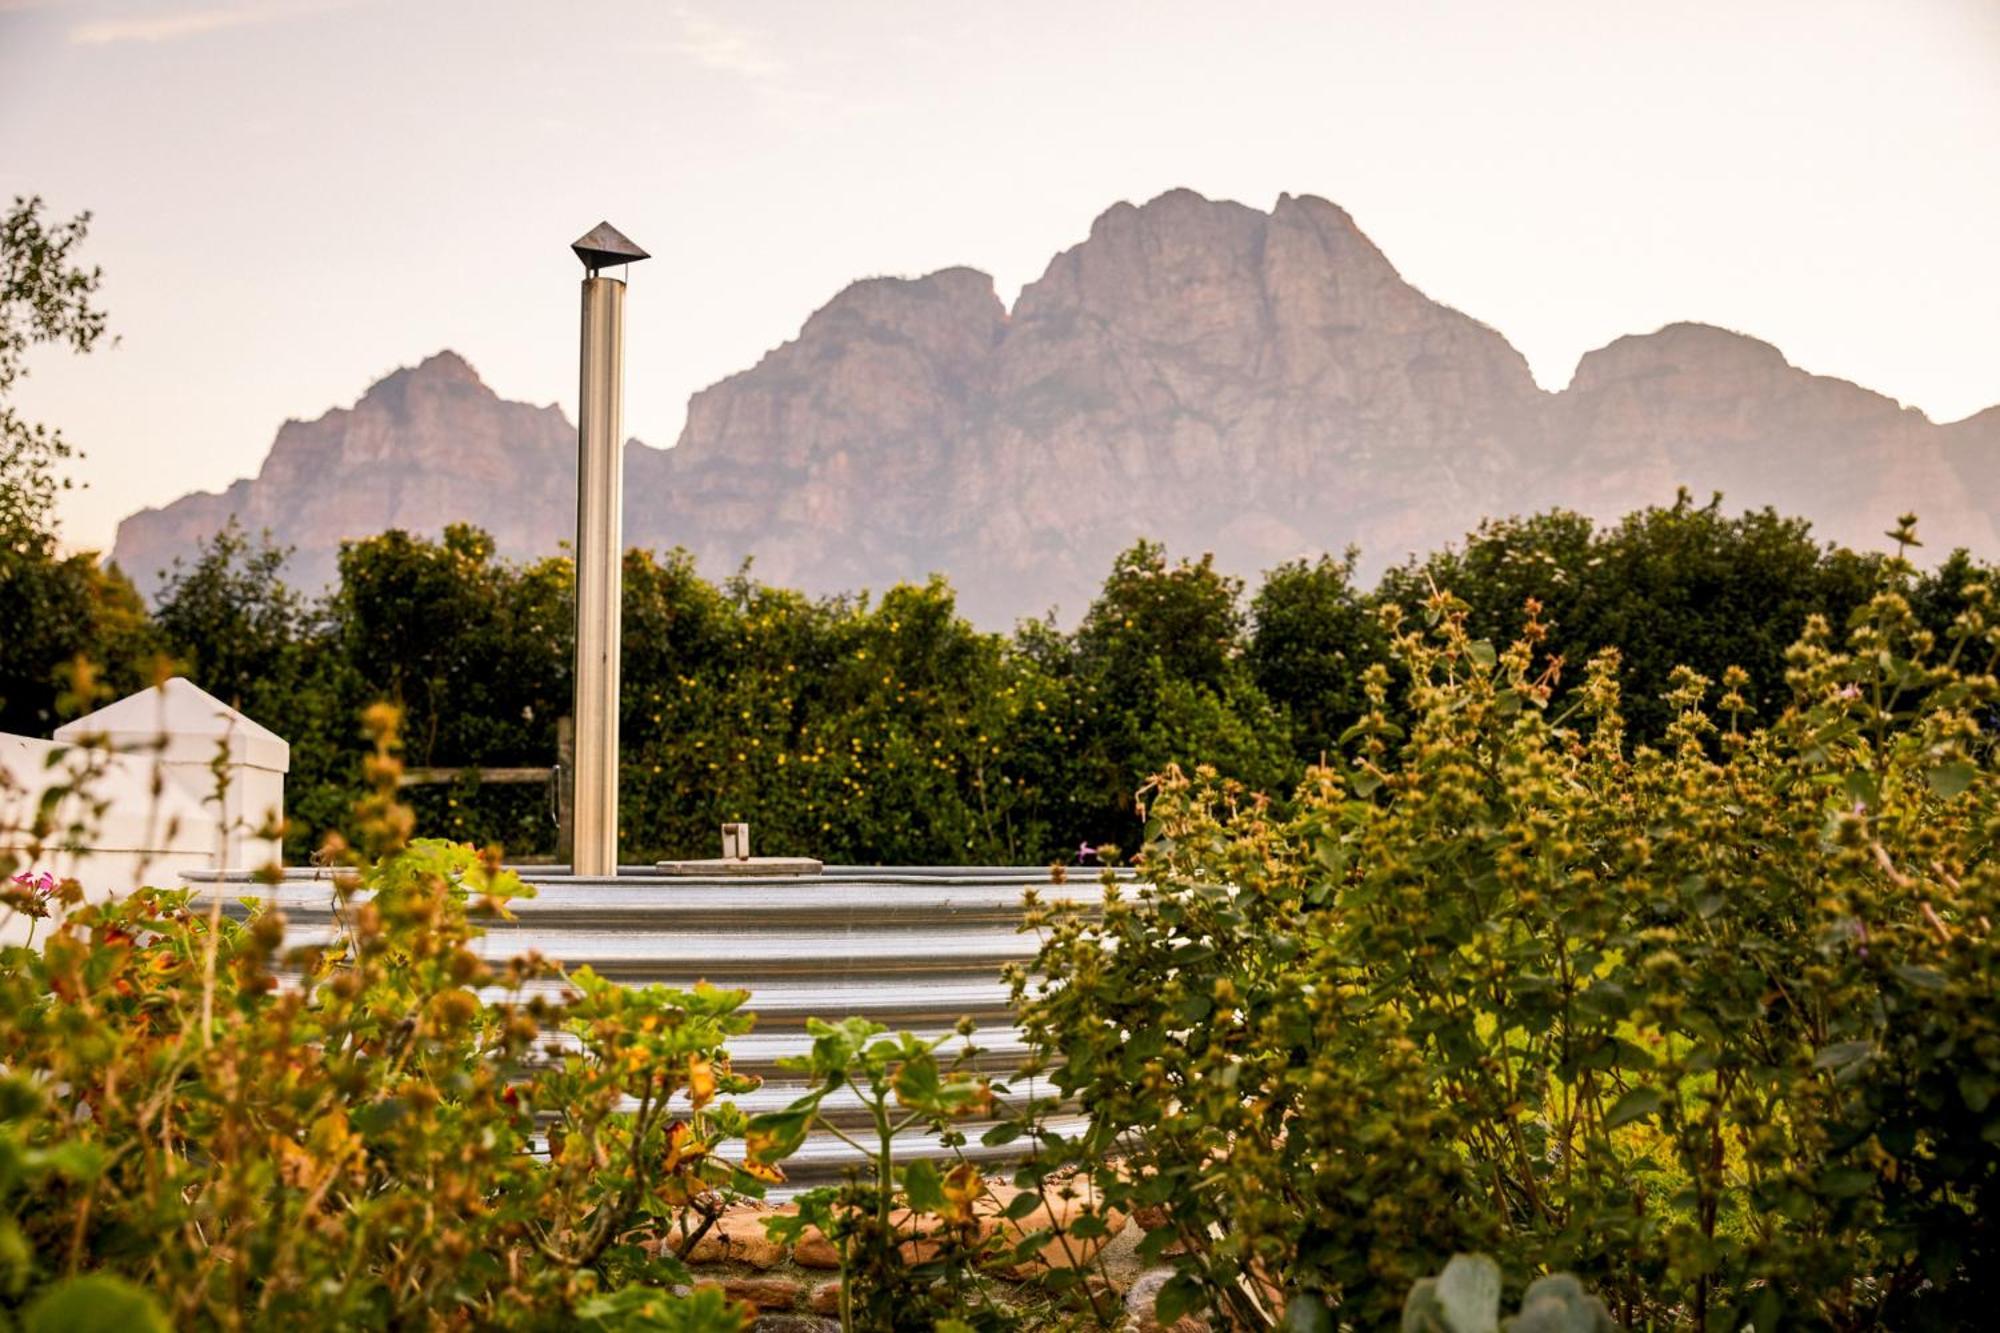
54;677;289;774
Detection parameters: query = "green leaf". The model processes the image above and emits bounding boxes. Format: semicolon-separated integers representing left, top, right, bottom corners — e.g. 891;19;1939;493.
1008;1228;1055;1265
1812;1040;1875;1073
980;1120;1024;1147
891;1053;942;1109
1436;1253;1501;1333
1746;1285;1784;1333
901;1159;945;1212
1604;1087;1666;1130
577;1283;747;1330
1153;1273;1205;1325
1921;1231;1963;1288
24;1275;170;1333
1928;761;1976;800
1069;1212;1109;1239
1135;1227;1175;1264
744;1104;815;1162
38;1140;109;1182
1466;640;1498;670
0;1219;30;1298
351;1096;409;1137
1818;1165;1876;1198
1003;1191;1043;1221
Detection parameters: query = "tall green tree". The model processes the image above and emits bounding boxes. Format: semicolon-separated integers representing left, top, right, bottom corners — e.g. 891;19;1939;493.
1063;541;1292;847
153;518;305;714
0;196;157;732
308;526;571;854
1376;494;1889;740
1248;549;1388;765
0;195;107;547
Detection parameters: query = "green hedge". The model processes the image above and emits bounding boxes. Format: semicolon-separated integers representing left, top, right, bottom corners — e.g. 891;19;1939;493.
10;497;1979;868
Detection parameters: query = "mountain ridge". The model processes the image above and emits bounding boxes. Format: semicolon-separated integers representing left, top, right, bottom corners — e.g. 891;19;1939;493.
113;190;1999;622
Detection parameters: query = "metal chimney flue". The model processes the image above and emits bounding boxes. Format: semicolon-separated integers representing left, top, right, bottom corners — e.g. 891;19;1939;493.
570;222;648;877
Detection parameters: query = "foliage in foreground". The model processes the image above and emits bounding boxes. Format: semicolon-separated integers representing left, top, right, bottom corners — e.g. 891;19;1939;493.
755;1019;1015;1332
1397;1254;1620;1333
0;710;767;1331
1015;551;2000;1329
6;559;1996;1330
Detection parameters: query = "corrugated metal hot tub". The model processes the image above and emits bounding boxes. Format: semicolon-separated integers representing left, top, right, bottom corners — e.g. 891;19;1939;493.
184;864;1118;1194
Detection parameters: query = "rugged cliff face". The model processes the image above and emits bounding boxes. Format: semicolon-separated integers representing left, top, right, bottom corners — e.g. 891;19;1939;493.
112;191;1998;622
115;351;582;594
1547;323;1993;558
937;190;1547;614
628;265;1007;596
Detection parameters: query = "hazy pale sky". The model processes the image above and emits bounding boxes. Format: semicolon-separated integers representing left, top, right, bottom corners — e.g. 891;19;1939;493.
2;0;1996;554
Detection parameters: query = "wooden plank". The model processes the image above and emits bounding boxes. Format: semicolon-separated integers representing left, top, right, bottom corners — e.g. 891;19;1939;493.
398;766;553;788
554;717;575;866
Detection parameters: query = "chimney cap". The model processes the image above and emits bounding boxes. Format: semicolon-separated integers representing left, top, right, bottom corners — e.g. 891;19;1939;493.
571;221;650;273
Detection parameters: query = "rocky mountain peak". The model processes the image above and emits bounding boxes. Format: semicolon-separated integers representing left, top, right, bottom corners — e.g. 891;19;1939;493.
792;266;1007;372
408;348;484;385
115;347;585;596
349;349;496;415
113;190;1999;622
1267;190;1399;279
1568;322;1795;394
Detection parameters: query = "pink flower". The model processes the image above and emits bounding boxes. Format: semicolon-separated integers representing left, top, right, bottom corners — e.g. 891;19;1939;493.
8;870;58;922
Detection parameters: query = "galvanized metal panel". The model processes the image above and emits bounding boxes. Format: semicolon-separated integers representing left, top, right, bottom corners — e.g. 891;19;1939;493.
185;865;1108;1194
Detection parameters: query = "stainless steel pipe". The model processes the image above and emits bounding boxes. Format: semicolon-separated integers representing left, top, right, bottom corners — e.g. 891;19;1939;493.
572;275;625;877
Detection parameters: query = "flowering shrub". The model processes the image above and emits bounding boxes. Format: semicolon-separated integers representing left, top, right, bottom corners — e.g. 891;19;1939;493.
2;868;58;932
748;1018;1124;1332
754;1019;1009;1330
9;522;1998;1329
0;709;768;1330
1014;557;2000;1329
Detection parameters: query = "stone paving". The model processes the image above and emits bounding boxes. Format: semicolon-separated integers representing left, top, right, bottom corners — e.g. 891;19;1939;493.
655;1176;1211;1329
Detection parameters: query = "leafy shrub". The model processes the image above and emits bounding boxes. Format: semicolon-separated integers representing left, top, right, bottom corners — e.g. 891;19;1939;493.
748;1018;1123;1332
1014;557;2000;1329
754;1019;1012;1330
1371;497;1903;744
1248;548;1386;767
0;708;769;1330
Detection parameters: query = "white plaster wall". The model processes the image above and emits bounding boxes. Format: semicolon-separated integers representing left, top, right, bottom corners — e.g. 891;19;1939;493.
1;679;290;945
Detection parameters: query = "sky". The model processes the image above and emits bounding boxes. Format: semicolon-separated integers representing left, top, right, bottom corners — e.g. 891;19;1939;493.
2;0;1997;555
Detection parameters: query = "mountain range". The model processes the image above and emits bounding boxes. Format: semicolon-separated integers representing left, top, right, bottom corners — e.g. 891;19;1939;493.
113;189;2000;624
